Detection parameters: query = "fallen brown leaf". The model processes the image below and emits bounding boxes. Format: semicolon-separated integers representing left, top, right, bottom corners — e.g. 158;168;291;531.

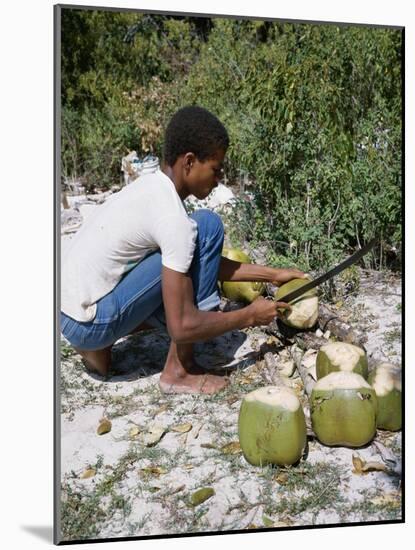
153;404;169;417
200;443;218;450
170;423;192;434
129;426;140;438
274;472;289;485
352;453;387;474
97;418;112;436
139;466;167;477
143;424;166;447
221;441;242;455
80;468;96;479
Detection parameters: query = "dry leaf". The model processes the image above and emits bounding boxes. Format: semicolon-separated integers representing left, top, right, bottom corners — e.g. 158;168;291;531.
169;484;185;495
97;418;112;436
361;461;387;473
80;468;96;479
200;443;218;450
143;424;166;447
352;454;365;473
190;487;215;506
274;472;289;485
262;515;274;528
352;454;387;474
139;466;167;477
246;524;259;530
170;423;192;434
183;464;194;470
372;492;401;507
129;426;140;438
153;404;169;417
239;375;256;385
220;441;242;455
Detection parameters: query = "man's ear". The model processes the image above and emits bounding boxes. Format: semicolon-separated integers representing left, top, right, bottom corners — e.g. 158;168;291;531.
183;152;196;174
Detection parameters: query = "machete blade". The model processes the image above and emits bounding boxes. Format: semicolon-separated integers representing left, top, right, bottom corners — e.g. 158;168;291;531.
277;238;377;304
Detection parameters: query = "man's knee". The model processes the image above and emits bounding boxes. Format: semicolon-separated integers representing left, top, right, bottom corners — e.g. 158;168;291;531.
190;209;224;240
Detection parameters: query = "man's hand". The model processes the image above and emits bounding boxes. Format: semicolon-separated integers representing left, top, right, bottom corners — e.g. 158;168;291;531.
271;268;307;286
246;296;292;326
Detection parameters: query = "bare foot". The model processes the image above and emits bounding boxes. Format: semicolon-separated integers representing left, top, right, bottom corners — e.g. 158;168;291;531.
159;370;229;394
159;341;229;395
74;346;112;378
75;322;152;377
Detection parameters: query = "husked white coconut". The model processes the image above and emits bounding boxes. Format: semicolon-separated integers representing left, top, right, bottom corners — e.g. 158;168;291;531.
316;342;368;380
244;386;301;411
275;277;318;329
314;371;372;391
370;363;402;396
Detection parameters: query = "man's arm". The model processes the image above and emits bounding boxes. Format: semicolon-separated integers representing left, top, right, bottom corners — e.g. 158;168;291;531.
162;266;286;344
218;256;305;285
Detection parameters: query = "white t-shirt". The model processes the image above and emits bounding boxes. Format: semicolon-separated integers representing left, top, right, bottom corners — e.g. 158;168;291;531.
61;170;198;322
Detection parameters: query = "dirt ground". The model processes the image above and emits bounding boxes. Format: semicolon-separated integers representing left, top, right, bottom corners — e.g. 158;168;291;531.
59;194;402;542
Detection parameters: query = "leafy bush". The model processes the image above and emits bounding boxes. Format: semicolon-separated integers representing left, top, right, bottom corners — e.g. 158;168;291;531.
60;10;402;270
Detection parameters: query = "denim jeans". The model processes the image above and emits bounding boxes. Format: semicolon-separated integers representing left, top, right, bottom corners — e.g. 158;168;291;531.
60;209;224;351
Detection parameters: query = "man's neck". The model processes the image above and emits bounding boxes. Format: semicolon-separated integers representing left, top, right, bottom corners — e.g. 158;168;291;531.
162;164;189;201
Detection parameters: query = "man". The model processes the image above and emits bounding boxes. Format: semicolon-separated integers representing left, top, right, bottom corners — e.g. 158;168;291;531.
61;106;304;394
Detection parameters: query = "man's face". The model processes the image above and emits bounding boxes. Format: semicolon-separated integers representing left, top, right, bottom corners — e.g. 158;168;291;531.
185;149;226;200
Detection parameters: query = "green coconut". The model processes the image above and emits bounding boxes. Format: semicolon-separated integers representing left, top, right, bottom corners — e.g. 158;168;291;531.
316;342;368;380
275;277;318;329
368;363;401;431
310;371;377;447
221;248;265;303
238;386;307;466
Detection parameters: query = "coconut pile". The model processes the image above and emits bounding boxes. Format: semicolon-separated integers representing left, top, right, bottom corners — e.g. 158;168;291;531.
59;189;402;542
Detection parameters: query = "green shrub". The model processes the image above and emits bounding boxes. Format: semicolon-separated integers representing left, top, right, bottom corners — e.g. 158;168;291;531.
60;11;401;270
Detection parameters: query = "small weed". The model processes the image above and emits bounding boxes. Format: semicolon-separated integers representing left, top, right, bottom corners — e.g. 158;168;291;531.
263;462;346;520
337;488;402;522
61;341;76;359
60;446;140;540
384;326;401;345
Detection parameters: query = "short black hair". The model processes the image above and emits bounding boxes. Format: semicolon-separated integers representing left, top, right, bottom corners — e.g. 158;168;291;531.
163;106;229;166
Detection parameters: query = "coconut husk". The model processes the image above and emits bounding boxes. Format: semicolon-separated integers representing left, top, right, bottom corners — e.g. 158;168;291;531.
318;303;367;347
261;352;286;386
290;345;318;397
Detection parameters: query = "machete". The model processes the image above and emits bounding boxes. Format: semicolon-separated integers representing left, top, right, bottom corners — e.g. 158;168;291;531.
277;238;377;304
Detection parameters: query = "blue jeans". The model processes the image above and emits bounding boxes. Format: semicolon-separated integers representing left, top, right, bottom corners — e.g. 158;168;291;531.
60;210;224;351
